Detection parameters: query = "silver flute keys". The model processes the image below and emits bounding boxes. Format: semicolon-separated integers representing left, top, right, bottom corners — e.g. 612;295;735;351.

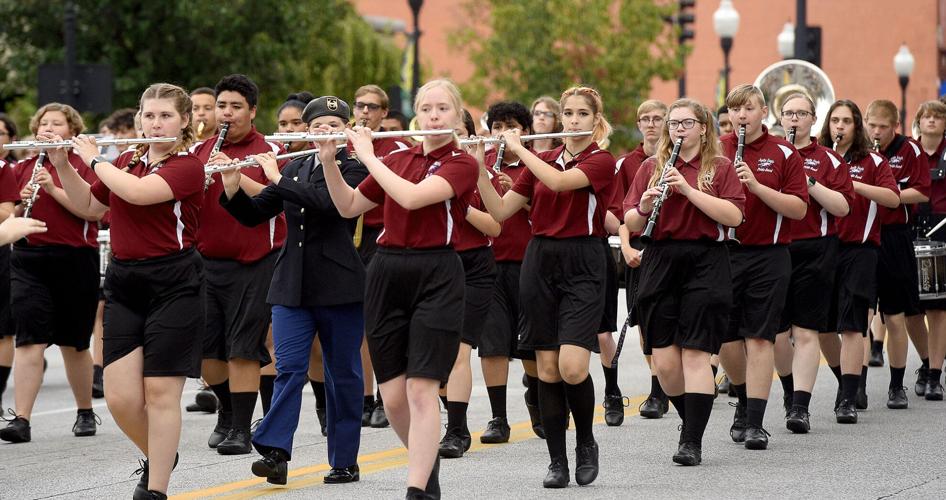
23;151;47;218
204;148;319;175
266;129;454;142
3;137;177;151
459;131;592;146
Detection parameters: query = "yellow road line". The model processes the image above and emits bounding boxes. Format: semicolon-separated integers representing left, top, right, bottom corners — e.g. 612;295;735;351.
173;395;649;499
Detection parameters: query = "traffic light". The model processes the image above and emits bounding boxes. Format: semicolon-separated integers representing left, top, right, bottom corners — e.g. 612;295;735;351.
796;26;822;67
678;0;695;44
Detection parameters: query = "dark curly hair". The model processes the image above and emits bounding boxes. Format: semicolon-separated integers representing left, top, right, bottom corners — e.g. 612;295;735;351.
214;74;259;108
278;91;315;117
486;101;533;133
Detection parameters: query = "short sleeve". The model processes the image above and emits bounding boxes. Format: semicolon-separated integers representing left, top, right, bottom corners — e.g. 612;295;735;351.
623;158;657;216
575;151;616;194
154;154;204;200
433;154;478;202
781;149;810;203
906;143;932;197
357;174;384;204
825;151;855;207
510;167;535;199
713;158;747;215
0;162;19;203
90;180;111;206
875;156;899;192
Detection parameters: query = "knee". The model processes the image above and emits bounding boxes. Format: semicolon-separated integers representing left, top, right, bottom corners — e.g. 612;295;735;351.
746;338;773;354
559;362;588;385
275;351;309;375
680;350;709;372
405;381;439;415
105;388;143;414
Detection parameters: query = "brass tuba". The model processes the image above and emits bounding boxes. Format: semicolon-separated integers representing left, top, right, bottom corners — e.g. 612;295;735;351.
753;59;835;139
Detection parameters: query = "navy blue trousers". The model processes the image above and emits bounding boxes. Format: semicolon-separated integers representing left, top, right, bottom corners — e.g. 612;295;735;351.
252;303;364;467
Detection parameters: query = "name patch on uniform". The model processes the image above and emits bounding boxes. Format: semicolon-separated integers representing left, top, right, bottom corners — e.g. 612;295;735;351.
756;158;775;172
848;165;864;179
803;158;820;171
889;155;904;169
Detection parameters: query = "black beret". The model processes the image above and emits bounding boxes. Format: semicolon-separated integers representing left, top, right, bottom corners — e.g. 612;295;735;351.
302;96;351;124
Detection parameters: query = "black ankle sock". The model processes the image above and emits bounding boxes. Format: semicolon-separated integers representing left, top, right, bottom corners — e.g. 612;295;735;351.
682;393;714;445
0;365;10;395
929;369;943;384
77;407;94;414
779;374;794;396
446;401;469;434
525;375;539;406
376;390;383;404
93;364;103;378
601;364;620;397
871;340;883;353
210;380;233;413
309;380;326;410
364;394;375;408
746;398;767;428
829;365;842;384
841;374;860;402
486;385;507;419
921;358;930;370
733;383;747;408
668;394;686;423
650;375;667;399
538;380;568;459
259;375;275;415
890;366;906;389
792;390;812;410
231;392;258;432
407;486;426;496
860;365;868;388
564;375;596;445
711;365;719;377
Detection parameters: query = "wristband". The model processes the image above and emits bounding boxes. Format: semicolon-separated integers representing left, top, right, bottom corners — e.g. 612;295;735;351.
636;205;652;217
807;176;817;187
90;156;108;170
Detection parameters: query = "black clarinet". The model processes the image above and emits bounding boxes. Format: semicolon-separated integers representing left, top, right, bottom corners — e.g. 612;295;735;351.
787;126;797;145
640;138;683;244
204;122;230;189
872;138;881;152
726;124;746;243
491;139;506;174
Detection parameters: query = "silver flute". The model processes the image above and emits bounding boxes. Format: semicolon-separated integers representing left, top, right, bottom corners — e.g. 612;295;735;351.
459;131;592;146
266;129;454;142
3;137;177;151
23;152;47;218
204;148;319;175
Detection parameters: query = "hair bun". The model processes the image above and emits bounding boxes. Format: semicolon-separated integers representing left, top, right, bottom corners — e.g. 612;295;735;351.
287;92;315;104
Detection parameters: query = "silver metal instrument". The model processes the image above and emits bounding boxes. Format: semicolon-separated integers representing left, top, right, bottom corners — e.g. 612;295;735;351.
754;59;835;138
788;126;797;145
873;138;881;152
204;122;231;188
3;137;177;151
640;137;684;244
491;139;506;173
727;125;747;243
266;129;453;143
459;131;592;146
832;133;843;152
23;152;47;218
204;148;319;175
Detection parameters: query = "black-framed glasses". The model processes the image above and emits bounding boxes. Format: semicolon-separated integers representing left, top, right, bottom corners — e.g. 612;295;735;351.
354;102;382;111
533;110;555;119
781;110;813;119
667;119;702;130
638;116;664;126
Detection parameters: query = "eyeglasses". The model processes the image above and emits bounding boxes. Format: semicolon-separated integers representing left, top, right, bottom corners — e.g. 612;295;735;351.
354;102;382;111
667;119;702;130
637;116;664;126
533;110;555;119
781;110;813;119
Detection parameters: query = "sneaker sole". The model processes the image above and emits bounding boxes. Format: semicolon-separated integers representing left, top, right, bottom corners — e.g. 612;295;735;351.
672;454;701;466
786;420;809;434
925;394;944;401
745;439;768;450
0;432;30;443
836;416;857;424
74;429;96;437
438;448;464;459
886;402;908;409
251;463;287;485
639;410;662;419
604;414;625;426
575;466;598;486
480;435;510;444
217;446;252;455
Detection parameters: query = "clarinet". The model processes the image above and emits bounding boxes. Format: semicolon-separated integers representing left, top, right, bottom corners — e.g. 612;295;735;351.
832;133;842;152
873;138;881;152
23;151;47;218
787;126;797;145
726;124;747;242
640;137;683;244
204;122;230;189
491;139;506;174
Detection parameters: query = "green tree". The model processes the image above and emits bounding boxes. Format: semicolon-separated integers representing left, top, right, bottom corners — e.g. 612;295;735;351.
0;0;402;132
450;0;683;150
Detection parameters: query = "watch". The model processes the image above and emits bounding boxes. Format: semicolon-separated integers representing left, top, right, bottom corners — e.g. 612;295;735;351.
90;156;108;170
807;176;817;187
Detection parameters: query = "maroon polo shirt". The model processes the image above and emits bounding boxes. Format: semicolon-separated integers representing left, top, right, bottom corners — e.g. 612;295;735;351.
721;127;808;245
15;152;98;248
91;151;204;260
624;154;745;241
924;137;946;214
192;127;287;263
609;144;649;220
511;144;615;239
793;140;855;239
837;152;898;246
357;142;478;249
485;149;532;262
0;159;19;203
362;136;412;228
880;134;929;225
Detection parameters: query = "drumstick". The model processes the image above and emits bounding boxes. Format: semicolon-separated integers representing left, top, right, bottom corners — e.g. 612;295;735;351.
925;217;946;239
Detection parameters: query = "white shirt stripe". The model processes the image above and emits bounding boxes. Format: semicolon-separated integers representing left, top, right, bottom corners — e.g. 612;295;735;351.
173;201;185;249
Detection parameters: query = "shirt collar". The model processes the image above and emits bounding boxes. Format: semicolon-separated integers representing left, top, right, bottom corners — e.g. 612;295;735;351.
409;141;460;160
553;142;600;169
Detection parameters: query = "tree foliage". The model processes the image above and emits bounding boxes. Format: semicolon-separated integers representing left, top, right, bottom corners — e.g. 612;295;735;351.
0;0;402;132
450;0;682;149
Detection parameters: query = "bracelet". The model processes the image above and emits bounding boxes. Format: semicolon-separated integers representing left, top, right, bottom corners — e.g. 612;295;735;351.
90;156;108;170
636;206;652;217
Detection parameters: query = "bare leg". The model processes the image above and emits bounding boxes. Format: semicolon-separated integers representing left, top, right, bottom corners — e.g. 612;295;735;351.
819;331;842;367
481;356;509;387
405;377;440;489
12;344;46;419
885;313;909;368
718;341;747;385
92;300;105;366
143;376;186;494
228;358;260;393
773;331;794;377
445;343;473;403
790;328;821;393
927;310;946;371
905;314;929;360
361;338;374;397
308;340;325;383
651;345;684;396
104;348;148;453
60;346;93;409
745;338;774;400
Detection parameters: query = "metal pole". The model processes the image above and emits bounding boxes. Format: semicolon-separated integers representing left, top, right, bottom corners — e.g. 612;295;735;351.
794;0;807;63
63;1;77;106
900;76;909;135
721;36;733;96
409;0;423;102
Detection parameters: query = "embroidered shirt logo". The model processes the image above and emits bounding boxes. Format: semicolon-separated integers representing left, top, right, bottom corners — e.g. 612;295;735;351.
848;165;865;179
803;158;821;171
756;158;775;172
889;155;904;169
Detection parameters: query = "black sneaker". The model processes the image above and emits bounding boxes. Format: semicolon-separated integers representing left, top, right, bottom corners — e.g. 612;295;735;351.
925;379;944;401
886;386;909;409
316;408;327;436
718;375;732;395
132;489;167;500
361;401;373;427
438;429;466;459
834;386;842;411
0;415;31;443
542;455;569;488
425;455;441;499
744;426;770;450
73;410;100;437
835;400;858;424
190;387;218;413
639;395;667;419
370;400;389;428
729;402;747;443
133;453;179;498
855;385;868;410
480;417;510;444
324;464;360;484
524;394;544;439
868;347;884;367
782;391;792;418
208;410;232;448
603;394;627;425
252;449;289;485
672;441;702;466
915;367;929;396
217;428;252;455
574;440;599;486
92;365;105;399
785;406;810;434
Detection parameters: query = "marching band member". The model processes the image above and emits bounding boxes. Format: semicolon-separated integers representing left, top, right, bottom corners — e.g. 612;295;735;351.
716;105;734;136
193;74;286;455
820;99;900;421
0;104;101;445
191;87;218;142
529;96;563;153
625;98;744;465
323;79;478;499
220;96;368;485
718;84;808;450
865;99;930;409
0;133;20;409
52;83;204;500
478;86;613;488
772;93;854;434
383;110;411;132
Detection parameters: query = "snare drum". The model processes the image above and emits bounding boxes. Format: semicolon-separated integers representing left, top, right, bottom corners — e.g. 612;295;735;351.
914;239;946;300
608;235;627;288
97;229;111;287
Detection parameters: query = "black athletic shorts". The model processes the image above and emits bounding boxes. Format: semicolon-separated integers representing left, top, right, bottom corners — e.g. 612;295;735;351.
599;237;619;333
480;262;524;358
11;246;98;349
623;237;644;329
637;240;732;354
779;236;839;332
519;236;605;352
202;251;276;365
357;225;382;266
0;245;12;338
365;247;464;384
877;224;923;316
103;249;204;377
458;247;497;348
723;245;791;344
829;243;878;336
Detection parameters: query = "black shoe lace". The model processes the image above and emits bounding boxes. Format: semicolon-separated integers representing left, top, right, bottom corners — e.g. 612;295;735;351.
605;395;629;410
1;408;18;422
131;458;148;478
751;426;771;437
251;418;262;434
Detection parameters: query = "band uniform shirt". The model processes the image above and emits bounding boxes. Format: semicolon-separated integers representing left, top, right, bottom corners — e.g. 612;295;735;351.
924;136;946;214
14;152;98;248
361;136;412;228
792;140;855;239
484;149;532;262
880;134;929;225
0;159;20;204
837;151;897;246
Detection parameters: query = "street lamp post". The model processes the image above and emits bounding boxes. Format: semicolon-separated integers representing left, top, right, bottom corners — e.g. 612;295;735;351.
408;0;423;102
778;22;795;59
713;0;740;97
893;43;915;135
